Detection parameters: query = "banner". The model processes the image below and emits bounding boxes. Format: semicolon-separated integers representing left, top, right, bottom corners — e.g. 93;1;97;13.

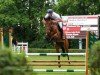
62;15;99;39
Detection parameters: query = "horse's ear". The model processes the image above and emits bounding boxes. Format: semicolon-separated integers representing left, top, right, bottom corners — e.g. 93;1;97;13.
42;18;46;25
44;18;46;20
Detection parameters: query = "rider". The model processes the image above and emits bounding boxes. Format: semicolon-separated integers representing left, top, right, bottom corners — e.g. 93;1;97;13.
44;9;63;38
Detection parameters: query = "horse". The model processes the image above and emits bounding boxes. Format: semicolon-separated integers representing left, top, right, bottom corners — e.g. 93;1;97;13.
42;19;70;67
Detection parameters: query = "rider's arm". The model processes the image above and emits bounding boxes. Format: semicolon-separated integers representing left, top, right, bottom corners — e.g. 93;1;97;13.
53;12;63;22
44;14;49;19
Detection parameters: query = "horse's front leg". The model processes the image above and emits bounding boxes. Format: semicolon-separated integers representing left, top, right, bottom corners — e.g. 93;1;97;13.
54;43;61;68
66;50;70;64
58;55;61;67
64;39;70;64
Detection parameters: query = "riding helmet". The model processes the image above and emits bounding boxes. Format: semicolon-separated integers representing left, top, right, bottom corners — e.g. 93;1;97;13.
47;9;53;13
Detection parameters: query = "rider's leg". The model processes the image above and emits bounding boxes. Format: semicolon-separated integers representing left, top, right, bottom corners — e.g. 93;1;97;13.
58;22;63;39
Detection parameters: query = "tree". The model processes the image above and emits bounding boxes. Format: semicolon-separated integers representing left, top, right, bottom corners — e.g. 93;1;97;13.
0;0;47;46
54;0;100;15
89;41;100;75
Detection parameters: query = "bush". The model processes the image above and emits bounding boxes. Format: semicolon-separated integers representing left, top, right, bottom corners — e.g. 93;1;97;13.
89;41;100;75
0;48;37;75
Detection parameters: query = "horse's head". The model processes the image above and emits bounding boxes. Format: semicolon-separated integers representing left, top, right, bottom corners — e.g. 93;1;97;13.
42;19;61;42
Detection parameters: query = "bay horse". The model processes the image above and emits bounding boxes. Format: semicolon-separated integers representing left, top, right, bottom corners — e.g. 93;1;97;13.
42;19;70;67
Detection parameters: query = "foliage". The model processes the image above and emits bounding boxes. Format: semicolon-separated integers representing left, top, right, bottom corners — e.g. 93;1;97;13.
54;0;100;15
89;41;100;75
0;0;47;46
0;48;36;75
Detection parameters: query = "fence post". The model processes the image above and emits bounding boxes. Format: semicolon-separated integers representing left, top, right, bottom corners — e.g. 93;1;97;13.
0;28;4;49
79;38;82;49
9;28;13;48
86;31;89;75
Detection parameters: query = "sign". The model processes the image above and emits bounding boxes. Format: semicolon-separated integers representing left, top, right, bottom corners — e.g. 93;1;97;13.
62;15;99;39
62;15;98;25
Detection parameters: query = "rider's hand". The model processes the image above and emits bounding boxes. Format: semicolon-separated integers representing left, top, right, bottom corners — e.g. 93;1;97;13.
63;20;67;23
52;20;58;23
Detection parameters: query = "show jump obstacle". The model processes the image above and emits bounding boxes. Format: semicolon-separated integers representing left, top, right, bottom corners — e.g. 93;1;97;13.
14;31;89;75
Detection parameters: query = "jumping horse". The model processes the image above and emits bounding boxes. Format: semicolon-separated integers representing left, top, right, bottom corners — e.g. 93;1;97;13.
42;18;70;67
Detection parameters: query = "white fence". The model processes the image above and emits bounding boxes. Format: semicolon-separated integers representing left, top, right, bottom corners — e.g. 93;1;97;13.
13;42;28;54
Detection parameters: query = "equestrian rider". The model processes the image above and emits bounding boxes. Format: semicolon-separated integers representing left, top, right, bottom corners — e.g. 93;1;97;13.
43;9;63;38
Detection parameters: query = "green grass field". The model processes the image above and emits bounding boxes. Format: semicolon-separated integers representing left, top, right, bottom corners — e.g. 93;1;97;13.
27;55;88;75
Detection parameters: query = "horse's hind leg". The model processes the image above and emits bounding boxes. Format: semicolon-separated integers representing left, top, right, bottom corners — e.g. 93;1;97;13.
55;43;61;68
66;49;70;64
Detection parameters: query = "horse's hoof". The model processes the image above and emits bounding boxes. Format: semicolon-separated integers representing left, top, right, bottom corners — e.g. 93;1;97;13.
58;65;61;68
68;62;71;64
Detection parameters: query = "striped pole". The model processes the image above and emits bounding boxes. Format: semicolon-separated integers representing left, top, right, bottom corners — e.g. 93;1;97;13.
26;53;86;56
33;69;86;72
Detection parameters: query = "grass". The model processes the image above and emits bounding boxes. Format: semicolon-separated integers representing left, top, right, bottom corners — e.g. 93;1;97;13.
27;55;87;75
35;72;85;75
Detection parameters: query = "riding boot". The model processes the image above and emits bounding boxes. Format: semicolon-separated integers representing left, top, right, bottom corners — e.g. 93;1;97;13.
60;28;63;39
59;27;63;39
57;24;63;39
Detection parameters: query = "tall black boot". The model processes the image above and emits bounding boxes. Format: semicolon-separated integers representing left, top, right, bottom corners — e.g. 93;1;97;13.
60;28;63;39
57;24;63;39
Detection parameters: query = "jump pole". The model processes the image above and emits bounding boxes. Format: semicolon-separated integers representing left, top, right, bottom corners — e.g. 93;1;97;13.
29;60;85;62
26;53;85;56
33;69;86;72
28;63;85;66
